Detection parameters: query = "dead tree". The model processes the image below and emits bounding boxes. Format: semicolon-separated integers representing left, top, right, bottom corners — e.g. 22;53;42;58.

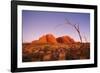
54;18;83;48
65;18;82;44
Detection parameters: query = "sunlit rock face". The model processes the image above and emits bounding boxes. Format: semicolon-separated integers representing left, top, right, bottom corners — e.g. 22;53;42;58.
39;34;58;44
56;36;75;44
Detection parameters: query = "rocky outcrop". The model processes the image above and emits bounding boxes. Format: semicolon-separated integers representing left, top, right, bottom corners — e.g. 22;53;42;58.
56;36;75;44
39;34;58;44
31;34;75;45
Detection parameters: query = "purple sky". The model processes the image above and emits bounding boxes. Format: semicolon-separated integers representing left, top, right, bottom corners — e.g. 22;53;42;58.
22;10;90;43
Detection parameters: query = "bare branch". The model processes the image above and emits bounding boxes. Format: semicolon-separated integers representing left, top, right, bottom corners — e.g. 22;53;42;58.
77;24;80;30
65;18;74;27
83;35;88;43
65;18;83;44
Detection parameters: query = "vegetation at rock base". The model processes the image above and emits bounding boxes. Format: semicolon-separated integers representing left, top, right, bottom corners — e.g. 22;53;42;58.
22;34;90;62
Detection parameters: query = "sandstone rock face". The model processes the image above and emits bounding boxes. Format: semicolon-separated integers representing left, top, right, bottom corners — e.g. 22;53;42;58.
56;36;75;44
39;35;47;44
46;34;58;44
32;34;75;44
39;34;57;44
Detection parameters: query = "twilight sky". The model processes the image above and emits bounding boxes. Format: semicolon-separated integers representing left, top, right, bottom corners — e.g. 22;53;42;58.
22;10;90;43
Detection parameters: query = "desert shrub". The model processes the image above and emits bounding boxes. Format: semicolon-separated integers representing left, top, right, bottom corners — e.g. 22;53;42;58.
22;53;33;62
44;45;51;52
43;51;52;61
58;48;66;60
65;48;72;60
65;48;81;60
52;49;59;60
79;48;90;59
22;42;90;62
